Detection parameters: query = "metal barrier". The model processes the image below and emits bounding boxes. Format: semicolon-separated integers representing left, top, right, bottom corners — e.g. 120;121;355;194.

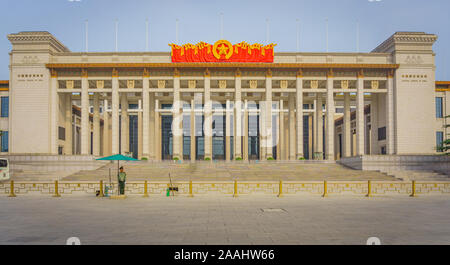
2;180;450;197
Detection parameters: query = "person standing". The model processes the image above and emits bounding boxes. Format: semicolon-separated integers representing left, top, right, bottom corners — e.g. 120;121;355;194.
118;166;127;195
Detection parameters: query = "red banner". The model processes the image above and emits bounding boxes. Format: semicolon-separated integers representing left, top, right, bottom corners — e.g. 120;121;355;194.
169;40;276;63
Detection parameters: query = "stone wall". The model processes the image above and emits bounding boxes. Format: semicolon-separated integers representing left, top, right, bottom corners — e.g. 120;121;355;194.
1;180;450;197
4;155;107;172
339;155;450;176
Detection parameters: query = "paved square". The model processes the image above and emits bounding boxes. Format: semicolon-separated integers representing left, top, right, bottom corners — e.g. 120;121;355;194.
0;195;449;245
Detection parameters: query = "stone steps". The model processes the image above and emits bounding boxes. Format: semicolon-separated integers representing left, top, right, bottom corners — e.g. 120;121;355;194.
63;161;396;181
384;170;449;181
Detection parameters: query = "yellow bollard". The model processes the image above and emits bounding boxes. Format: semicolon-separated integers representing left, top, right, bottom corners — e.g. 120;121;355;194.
277;180;283;198
366;180;372;197
143;180;149;198
8;180;16;197
322;181;328;197
53;180;61;197
99;180;104;197
410;180;417;197
188;181;193;197
233;180;238;197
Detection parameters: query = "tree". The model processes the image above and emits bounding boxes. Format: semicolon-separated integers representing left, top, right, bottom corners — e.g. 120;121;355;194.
438;115;450;155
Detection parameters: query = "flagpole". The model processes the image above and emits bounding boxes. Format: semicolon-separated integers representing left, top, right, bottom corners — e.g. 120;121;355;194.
115;18;118;52
326;18;329;52
176;19;179;45
85;19;88;53
146;18;149;52
266;18;270;45
356;20;360;53
296;19;300;52
220;12;224;39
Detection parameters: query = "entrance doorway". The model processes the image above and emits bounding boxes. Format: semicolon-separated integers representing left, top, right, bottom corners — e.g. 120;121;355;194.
248;113;260;160
161;115;173;160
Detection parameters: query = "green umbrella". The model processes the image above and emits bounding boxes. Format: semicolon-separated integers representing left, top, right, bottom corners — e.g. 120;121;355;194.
96;154;139;195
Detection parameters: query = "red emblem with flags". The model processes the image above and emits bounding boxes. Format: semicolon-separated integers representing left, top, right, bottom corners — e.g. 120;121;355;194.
169;40;276;63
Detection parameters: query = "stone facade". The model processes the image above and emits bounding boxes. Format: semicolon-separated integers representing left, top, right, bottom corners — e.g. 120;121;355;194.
3;31;448;161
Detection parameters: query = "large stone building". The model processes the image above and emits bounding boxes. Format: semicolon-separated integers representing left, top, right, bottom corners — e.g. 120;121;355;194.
4;31;449;161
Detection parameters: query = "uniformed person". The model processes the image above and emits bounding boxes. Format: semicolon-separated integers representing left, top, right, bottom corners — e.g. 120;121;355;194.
118;166;127;195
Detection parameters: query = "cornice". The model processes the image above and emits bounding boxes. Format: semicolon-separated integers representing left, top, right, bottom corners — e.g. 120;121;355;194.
7;31;70;53
46;63;400;70
372;32;437;53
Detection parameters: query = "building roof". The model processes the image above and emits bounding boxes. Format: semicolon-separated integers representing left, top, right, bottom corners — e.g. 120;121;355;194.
0;80;8;91
436;81;450;91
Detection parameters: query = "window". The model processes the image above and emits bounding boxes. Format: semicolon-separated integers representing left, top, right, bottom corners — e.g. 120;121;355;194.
378;127;386;141
128;104;139;110
436;97;443;118
212;103;226;110
436;131;444;152
1;97;9;117
1;131;8;152
58;127;66;140
161;104;173;110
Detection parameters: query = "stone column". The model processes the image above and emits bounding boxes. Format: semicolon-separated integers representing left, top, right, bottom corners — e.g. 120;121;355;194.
343;93;351;157
279;100;284;160
296;70;304;159
65;93;72;155
289;96;296;160
243;100;249;161
234;70;242;159
308;114;313;159
149;92;155;159
204;70;212;160
356;70;365;156
265;70;273;158
154;99;160;160
138;100;143;159
173;70;182;160
370;94;378;155
93;93;100;156
225;99;231;161
142;72;150;158
190;99;196;161
260;106;266;160
103;99;110;156
50;72;58;154
120;93;128;154
314;95;323;159
284;111;289;159
325;70;335;160
81;70;89;155
386;71;395;155
111;70;120;155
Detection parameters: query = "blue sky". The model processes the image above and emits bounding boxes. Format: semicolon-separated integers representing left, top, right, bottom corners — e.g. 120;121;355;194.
1;0;449;80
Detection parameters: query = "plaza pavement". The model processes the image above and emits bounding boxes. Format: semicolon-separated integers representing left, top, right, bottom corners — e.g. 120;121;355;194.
1;195;449;245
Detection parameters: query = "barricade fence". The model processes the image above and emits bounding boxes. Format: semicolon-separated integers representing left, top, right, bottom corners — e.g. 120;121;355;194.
1;180;449;197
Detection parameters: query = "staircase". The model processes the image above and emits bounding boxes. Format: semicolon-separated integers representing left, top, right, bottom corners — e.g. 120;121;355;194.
63;161;396;182
383;170;450;181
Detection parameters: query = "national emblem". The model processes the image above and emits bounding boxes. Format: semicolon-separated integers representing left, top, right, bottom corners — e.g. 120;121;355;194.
213;40;234;60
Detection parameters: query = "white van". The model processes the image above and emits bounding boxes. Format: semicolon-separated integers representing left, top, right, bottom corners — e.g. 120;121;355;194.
0;158;9;181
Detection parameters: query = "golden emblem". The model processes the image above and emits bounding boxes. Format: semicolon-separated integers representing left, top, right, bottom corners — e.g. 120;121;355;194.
96;80;104;89
213;40;233;60
371;80;379;90
66;80;74;89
